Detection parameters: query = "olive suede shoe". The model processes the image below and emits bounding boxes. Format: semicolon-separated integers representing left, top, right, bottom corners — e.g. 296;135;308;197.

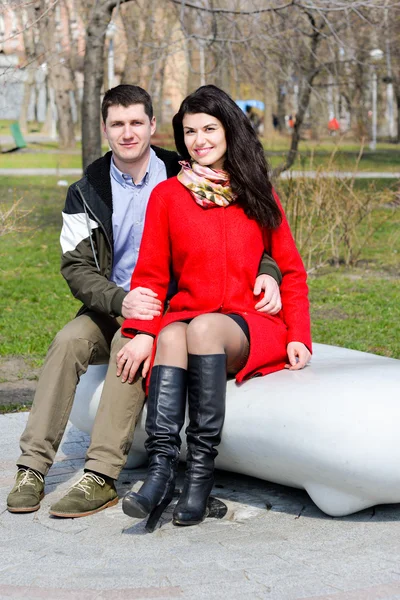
7;468;45;513
49;472;118;518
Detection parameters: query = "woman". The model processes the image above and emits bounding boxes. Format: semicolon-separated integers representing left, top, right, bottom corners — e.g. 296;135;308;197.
120;85;311;528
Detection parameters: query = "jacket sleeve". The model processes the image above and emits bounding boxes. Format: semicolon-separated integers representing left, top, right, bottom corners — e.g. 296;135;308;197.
60;183;126;317
264;190;312;352
122;188;171;338
257;252;282;284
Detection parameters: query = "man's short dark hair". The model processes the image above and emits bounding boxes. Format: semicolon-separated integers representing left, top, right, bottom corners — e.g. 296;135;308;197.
101;85;153;123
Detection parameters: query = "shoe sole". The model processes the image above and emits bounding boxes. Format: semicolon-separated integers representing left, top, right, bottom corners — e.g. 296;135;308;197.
7;491;45;513
172;517;206;526
122;495;149;519
49;497;118;518
173;507;209;526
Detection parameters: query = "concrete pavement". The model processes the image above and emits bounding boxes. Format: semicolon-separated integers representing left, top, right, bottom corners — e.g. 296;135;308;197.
1;412;400;600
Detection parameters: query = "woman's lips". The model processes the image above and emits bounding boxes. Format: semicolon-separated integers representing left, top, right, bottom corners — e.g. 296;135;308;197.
195;147;213;156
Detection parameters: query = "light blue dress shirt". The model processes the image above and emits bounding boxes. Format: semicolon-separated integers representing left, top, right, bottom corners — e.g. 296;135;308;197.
110;149;167;291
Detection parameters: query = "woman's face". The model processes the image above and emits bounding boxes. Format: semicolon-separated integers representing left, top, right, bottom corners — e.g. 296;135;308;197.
182;112;227;170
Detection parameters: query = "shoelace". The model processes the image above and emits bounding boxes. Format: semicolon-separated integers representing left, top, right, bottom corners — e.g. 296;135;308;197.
71;473;105;498
16;468;44;491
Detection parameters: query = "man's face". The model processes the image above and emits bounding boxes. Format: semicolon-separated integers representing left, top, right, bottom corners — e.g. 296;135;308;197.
102;103;156;166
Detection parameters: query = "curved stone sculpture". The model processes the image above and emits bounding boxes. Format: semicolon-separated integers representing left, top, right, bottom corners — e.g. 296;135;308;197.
70;344;400;517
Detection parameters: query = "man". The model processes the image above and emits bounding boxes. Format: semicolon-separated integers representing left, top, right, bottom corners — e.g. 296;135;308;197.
7;85;282;518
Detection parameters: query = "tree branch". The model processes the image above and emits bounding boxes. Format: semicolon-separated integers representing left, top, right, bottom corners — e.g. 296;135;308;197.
168;0;295;16
1;0;59;43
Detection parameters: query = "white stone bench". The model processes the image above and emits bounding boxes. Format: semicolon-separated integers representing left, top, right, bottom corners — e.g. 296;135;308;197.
70;343;400;517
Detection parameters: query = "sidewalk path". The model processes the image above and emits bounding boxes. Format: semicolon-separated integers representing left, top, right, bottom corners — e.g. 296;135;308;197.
0;168;399;179
1;412;400;599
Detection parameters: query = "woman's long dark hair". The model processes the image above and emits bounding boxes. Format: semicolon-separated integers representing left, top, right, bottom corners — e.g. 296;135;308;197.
173;85;281;229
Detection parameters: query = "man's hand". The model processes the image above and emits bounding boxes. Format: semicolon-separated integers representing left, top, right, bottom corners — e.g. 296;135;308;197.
253;274;282;315
122;287;162;320
116;334;154;383
285;341;311;371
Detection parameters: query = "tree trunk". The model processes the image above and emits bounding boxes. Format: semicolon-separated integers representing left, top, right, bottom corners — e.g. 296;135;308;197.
274;13;323;176
82;0;133;169
263;71;274;140
19;72;35;134
82;1;114;169
19;9;37;133
393;77;400;143
276;83;286;132
121;0;154;88
35;0;76;149
48;65;76;149
156;57;167;125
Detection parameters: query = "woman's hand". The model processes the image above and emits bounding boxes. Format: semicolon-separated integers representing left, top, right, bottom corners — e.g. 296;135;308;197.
285;341;311;371
116;334;154;383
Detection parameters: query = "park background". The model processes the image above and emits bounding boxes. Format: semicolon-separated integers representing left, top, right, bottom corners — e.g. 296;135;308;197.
0;0;399;411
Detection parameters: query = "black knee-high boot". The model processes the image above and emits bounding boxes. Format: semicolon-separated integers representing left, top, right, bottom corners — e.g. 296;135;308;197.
122;365;187;525
173;354;226;526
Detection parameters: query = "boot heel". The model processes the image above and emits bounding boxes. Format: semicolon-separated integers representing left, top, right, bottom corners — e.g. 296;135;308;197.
122;492;150;519
145;495;173;533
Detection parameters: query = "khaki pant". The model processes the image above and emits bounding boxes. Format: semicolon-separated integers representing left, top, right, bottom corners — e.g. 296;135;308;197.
18;312;145;480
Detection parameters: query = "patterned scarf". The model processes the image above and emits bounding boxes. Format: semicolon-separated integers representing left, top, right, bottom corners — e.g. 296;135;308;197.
177;160;237;209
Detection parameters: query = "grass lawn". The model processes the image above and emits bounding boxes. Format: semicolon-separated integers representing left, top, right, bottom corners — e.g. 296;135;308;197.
0;151;82;170
267;148;400;172
311;270;400;358
0;225;79;357
0;177;80;363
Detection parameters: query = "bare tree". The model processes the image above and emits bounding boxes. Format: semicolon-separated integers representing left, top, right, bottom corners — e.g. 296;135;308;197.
33;0;76;149
17;8;40;134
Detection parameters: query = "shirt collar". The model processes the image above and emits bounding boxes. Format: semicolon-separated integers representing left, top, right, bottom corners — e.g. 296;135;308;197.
110;150;155;189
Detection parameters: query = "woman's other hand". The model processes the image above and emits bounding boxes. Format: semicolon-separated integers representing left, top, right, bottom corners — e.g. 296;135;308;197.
285;342;311;371
116;334;154;383
253;274;282;315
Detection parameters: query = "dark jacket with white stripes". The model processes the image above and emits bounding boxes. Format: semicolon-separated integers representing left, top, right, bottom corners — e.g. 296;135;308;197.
60;147;282;320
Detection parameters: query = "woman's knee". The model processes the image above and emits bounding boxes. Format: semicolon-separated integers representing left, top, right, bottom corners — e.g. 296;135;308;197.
154;322;189;367
156;322;188;354
186;315;224;352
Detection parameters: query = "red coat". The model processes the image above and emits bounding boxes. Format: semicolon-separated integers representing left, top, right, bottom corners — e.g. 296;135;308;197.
122;177;311;383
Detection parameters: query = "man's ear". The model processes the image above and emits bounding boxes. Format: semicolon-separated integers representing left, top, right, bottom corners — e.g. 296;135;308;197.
150;116;156;136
